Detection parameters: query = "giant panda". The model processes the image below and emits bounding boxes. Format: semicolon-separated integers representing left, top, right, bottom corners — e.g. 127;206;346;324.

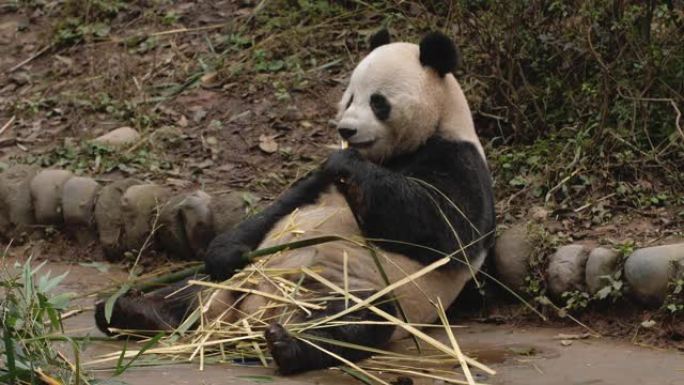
95;29;495;375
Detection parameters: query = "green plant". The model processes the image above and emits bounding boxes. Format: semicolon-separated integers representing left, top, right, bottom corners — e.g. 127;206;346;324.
523;222;567;300
21;141;171;176
663;262;684;315
561;290;591;311
51;0;128;46
594;271;625;302
1;258;81;384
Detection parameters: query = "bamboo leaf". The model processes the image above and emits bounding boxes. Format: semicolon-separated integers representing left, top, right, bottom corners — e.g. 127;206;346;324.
105;284;131;324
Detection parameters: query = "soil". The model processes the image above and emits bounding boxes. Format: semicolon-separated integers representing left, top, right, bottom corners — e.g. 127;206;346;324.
1;2;683;384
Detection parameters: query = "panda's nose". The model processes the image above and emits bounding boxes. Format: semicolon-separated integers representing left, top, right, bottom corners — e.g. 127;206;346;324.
338;127;357;139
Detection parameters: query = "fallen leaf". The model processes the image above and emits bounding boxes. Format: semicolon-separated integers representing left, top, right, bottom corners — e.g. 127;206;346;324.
201;71;221;88
641;320;656;328
258;134;278;154
507;345;537;356
554;332;591;340
79;261;111;273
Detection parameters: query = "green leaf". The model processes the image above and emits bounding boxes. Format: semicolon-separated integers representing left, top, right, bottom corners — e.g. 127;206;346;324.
79;262;111;273
2;326;17;384
338;367;374;385
595;285;611;300
41;270;70;293
105;284;131;324
236;375;275;383
49;292;74;310
115;332;164;375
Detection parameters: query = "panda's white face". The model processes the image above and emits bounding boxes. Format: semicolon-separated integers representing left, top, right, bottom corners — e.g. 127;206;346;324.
336;43;443;163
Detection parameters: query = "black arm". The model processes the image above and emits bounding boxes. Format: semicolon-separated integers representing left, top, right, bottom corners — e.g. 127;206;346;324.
324;141;495;267
204;169;332;280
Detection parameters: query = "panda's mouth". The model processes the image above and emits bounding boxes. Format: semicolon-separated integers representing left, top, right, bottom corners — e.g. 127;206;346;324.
348;140;375;149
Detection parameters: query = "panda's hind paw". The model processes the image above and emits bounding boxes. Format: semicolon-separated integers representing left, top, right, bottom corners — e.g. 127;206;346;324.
264;323;302;374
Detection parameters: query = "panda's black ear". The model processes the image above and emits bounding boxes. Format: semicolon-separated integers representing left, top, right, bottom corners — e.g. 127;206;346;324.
369;28;391;51
419;31;460;77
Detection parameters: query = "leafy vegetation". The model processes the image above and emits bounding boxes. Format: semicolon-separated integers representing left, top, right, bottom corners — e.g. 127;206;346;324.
663;262;684;315
1;258;83;384
25;141;171;176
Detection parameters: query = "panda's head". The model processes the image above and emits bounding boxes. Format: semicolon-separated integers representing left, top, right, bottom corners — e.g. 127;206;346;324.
335;30;483;163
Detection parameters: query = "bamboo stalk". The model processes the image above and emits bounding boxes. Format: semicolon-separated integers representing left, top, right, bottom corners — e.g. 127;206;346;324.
301;267;496;376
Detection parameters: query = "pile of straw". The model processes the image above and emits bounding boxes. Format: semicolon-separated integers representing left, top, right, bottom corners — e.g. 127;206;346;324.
88;247;496;385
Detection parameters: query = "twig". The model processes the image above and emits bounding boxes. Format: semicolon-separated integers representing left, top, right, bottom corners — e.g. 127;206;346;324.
671;100;683;142
0;115;15;136
148;23;228;37
9;44;53;72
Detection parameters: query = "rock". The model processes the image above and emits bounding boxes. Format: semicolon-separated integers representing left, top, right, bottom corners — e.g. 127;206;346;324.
546;244;590;297
494;222;533;292
585;247;620;294
200;71;221;88
95;178;141;260
258;134;278;154
0;207;8;237
150;126;183;149
62;176;100;226
180;190;214;256
157;193;194;260
529;206;550;221
120;184;171;251
210;191;252;235
30;169;73;225
92;126;140;147
624;243;684;305
157;190;214;259
0;164;39;235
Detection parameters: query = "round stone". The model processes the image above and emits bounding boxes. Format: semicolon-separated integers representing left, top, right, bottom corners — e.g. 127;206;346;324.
62;176;100;226
30;169;73;225
0;164;39;235
180;190;214;256
624;243;684;305
92;126;140;147
94;178;142;260
494;222;533;293
585;247;620;294
210;191;253;235
157;193;194;260
546;244;590;297
120;184;171;251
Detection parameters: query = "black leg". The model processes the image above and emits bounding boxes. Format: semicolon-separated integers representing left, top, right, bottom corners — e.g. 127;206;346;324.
94;276;204;337
264;292;397;374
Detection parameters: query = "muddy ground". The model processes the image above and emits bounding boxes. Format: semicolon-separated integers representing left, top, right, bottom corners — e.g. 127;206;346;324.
23;261;683;385
1;1;683;384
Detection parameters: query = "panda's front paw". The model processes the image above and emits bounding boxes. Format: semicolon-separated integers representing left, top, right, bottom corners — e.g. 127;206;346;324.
204;236;251;281
323;149;362;179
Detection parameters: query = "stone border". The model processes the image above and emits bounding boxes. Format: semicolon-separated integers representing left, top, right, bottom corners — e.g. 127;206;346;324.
3;161;682;308
494;221;684;307
0;164;255;261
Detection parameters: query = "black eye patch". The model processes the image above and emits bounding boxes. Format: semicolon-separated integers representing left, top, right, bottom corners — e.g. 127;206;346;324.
346;94;353;109
370;93;391;121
